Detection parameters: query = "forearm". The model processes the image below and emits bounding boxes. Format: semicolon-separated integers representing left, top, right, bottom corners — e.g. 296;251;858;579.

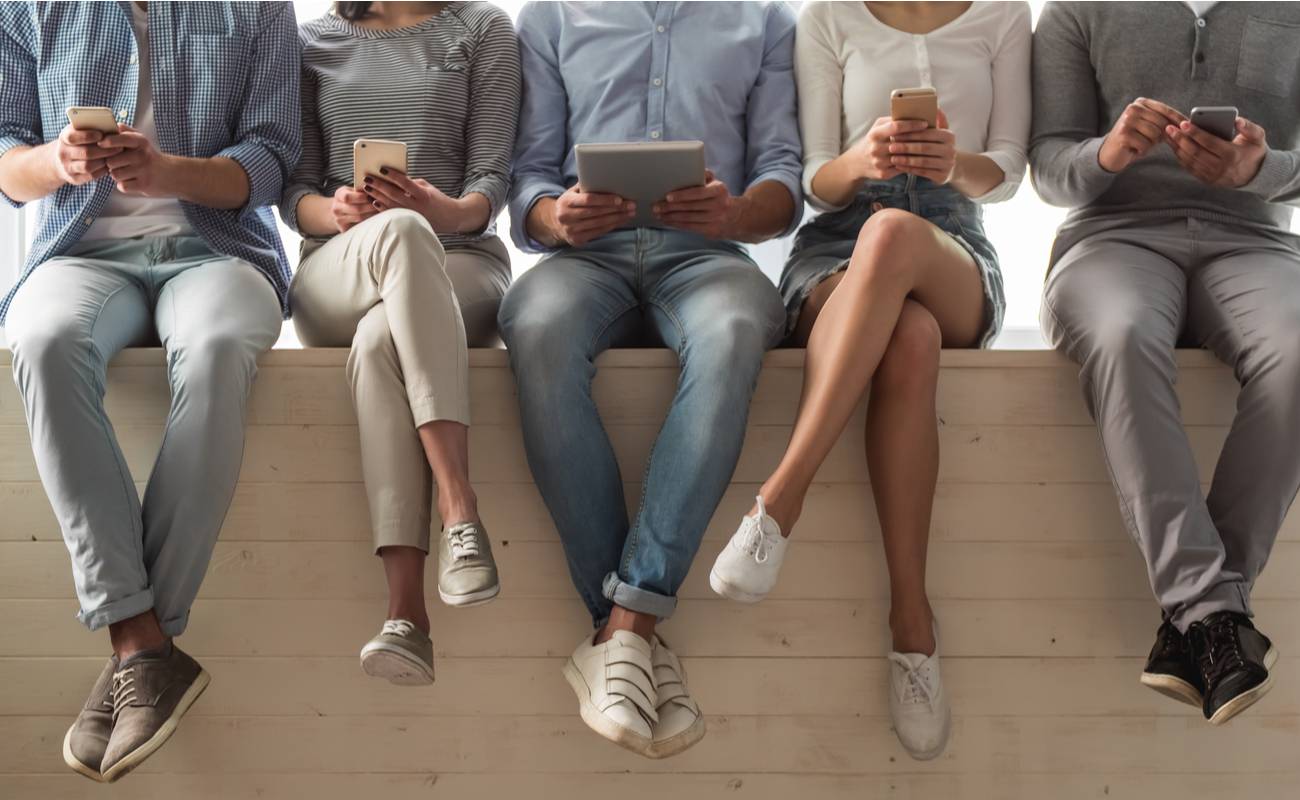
809;153;865;211
525;196;564;249
0;143;63;203
1243;148;1300;207
295;194;338;237
730;179;796;244
1028;136;1114;208
949;152;1007;200
157;154;250;210
451;192;491;236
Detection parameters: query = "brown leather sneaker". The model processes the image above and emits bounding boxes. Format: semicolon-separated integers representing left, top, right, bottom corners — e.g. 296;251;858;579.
100;644;210;783
62;657;117;782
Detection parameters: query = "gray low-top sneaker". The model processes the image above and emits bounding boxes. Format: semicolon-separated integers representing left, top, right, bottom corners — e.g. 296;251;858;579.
438;521;500;607
62;657;117;782
360;619;435;685
100;643;210;783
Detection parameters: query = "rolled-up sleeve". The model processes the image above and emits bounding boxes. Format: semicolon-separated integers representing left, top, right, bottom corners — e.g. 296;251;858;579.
218;2;302;217
0;9;41;208
972;2;1031;205
742;2;803;235
279;28;324;234
508;3;569;253
461;9;522;232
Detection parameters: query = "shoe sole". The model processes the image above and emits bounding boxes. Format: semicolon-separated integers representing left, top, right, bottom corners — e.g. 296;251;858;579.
708;569;766;604
561;659;654;757
646;714;707;759
1139;673;1203;708
1208;645;1279;726
61;728;105;783
100;669;210;784
439;582;501;608
360;642;435;686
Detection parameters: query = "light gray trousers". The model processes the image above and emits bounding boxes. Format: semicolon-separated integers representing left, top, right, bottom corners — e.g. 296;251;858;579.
6;237;282;636
1042;216;1300;631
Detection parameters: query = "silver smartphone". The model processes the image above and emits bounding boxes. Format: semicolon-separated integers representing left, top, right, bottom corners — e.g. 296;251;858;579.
1189;106;1238;141
574;141;706;229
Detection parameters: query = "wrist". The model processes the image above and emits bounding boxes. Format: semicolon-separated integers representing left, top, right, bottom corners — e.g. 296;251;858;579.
724;192;752;241
152;153;184;198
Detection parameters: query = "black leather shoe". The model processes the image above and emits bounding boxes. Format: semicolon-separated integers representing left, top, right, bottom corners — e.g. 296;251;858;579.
1139;620;1202;707
1188;611;1278;725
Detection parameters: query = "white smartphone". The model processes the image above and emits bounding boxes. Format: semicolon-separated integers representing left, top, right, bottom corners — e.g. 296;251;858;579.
66;106;121;135
353;139;408;189
1190;106;1238;141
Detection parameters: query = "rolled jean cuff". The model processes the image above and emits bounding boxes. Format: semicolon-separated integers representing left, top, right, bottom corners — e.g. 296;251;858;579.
159;610;190;638
1172;581;1251;633
410;394;470;429
602;572;677;620
77;588;155;632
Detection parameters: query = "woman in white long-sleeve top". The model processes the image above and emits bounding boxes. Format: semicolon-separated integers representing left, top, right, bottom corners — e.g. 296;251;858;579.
708;1;1030;760
279;1;521;686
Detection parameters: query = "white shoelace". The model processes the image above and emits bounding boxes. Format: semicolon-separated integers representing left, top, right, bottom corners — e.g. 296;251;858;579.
448;526;482;561
888;652;937;709
110;667;137;720
381;619;417;639
739;496;777;563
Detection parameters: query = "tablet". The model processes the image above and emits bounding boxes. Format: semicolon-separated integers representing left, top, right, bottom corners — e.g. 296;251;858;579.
574;141;706;229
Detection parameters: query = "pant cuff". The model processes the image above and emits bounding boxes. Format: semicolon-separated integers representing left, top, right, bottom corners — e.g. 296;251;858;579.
410;395;470;429
1171;582;1251;633
159;610;190;638
77;588;156;632
373;521;432;554
602;572;677;620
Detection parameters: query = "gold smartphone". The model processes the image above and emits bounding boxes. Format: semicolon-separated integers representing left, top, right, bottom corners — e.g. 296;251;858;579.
353;139;408;189
890;88;938;128
66;106;121;135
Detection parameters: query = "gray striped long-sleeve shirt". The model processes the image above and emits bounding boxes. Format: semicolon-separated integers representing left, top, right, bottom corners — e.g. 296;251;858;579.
280;2;521;249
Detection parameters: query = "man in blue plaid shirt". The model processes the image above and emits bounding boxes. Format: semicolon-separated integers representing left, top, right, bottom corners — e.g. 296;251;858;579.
0;1;300;782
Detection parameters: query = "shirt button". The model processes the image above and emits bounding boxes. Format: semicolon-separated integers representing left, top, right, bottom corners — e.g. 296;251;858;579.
129;53;138;64
656;25;665;33
1195;52;1206;63
650;131;661;139
83;218;93;226
653;77;663;87
1196;18;1207;27
117;109;128;119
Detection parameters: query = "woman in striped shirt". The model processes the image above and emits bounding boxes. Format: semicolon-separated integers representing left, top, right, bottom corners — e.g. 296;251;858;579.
279;1;521;685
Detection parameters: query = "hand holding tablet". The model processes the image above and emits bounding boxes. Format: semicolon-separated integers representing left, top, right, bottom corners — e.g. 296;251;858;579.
575;140;707;230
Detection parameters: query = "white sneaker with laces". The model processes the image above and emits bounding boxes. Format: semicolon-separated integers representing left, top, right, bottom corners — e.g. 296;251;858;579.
561;630;657;756
887;623;951;761
647;637;705;758
709;495;788;603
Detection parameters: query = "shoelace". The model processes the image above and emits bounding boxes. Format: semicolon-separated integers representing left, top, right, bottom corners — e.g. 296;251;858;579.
448;526;482;561
739;496;776;564
110;666;138;721
381;619;417;639
1192;616;1247;686
888;652;937;709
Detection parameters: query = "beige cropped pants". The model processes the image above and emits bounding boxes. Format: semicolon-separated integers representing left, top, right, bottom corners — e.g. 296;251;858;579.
289;209;510;552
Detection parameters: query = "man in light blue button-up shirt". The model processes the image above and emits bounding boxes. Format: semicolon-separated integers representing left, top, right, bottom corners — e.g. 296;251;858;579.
0;2;299;780
498;1;802;758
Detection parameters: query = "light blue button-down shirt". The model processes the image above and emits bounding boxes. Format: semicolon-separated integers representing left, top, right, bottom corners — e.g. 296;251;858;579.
509;1;803;253
0;1;301;323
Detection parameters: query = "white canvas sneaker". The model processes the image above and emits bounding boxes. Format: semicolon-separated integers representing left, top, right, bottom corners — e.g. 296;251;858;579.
709;496;788;603
647;638;706;758
561;630;658;756
887;623;951;761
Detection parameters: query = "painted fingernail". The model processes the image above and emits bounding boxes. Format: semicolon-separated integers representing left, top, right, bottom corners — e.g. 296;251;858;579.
380;168;388;175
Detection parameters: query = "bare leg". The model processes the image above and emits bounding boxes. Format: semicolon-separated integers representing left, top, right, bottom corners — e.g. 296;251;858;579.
867;302;942;655
594;605;657;645
758;209;985;533
108;610;168;660
418;420;480;528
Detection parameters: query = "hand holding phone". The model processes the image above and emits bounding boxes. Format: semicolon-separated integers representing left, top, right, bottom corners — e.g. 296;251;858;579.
1166;111;1268;188
1189;106;1238;141
53;107;125;186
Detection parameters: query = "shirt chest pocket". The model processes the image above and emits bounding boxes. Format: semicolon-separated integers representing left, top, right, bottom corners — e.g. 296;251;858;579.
426;60;470;131
1236;16;1300;97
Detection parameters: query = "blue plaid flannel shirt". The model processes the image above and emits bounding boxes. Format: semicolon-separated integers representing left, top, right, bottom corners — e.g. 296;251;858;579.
0;1;302;323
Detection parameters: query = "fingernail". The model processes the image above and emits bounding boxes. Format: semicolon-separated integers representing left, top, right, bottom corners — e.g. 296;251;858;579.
615;198;623;206
373;202;381;208
380;168;388;175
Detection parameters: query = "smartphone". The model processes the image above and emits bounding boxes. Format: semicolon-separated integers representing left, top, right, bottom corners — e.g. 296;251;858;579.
66;106;121;135
353;139;408;189
890;87;938;128
1190;106;1238;141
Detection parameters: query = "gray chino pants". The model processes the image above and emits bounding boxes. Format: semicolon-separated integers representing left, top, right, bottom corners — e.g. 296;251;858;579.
1042;216;1300;631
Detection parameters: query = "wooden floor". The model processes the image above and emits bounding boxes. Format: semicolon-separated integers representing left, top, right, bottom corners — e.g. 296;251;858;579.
0;348;1296;799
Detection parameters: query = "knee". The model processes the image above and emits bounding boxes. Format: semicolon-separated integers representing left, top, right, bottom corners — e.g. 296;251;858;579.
876;304;942;393
345;314;398;382
848;208;929;286
372;208;443;259
686;310;772;374
169;332;259;396
1244;313;1300;386
7;317;90;383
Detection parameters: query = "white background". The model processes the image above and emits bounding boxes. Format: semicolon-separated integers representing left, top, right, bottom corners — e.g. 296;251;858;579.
2;0;1298;347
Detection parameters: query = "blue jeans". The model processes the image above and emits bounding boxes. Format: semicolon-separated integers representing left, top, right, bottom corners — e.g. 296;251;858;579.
498;228;786;625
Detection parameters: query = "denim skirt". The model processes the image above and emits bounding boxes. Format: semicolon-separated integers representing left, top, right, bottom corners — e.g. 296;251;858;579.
778;174;1005;347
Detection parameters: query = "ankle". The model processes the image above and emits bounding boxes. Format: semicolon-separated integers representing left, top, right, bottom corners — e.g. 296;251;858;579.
889;601;936;655
596;606;656;645
387;603;430;634
108;612;168;660
756;478;804;536
438;486;480;528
